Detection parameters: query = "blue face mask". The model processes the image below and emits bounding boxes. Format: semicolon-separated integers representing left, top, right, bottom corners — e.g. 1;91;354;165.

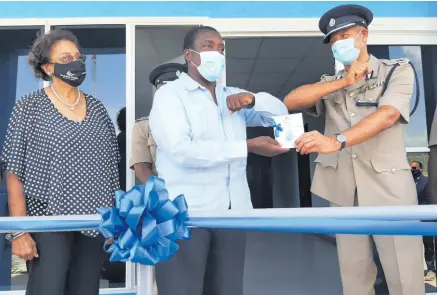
331;31;364;66
190;50;225;82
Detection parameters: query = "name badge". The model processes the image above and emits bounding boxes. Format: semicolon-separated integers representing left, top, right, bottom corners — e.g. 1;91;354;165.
354;97;378;107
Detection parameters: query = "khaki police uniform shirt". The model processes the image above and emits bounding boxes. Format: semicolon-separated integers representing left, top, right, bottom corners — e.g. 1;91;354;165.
129;117;157;176
307;55;417;207
429;109;437;147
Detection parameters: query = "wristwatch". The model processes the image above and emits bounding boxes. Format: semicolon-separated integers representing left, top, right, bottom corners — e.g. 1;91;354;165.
335;133;346;150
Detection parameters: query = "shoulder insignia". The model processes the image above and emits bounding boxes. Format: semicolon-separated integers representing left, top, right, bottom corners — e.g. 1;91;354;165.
135;116;149;123
381;58;410;66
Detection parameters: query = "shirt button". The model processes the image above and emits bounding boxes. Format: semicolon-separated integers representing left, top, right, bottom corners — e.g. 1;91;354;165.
391;168;396;172
352;154;357;159
350;113;356;117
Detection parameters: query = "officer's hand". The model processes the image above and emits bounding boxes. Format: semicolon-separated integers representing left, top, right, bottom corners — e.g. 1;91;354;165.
227;92;255;114
295;131;341;155
12;233;38;261
343;61;369;87
247;136;290;157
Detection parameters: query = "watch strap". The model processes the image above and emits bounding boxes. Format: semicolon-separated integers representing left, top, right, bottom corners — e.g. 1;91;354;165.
335;133;346;150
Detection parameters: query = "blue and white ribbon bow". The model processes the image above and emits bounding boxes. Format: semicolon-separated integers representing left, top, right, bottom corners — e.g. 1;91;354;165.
98;177;190;265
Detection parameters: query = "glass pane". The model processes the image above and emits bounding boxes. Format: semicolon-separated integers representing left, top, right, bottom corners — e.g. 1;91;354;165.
0;27;43;291
80;53;126;132
16;55;41;100
389;46;429;148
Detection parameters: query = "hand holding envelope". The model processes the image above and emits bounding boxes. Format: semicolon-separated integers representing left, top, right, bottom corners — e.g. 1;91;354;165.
272;114;305;149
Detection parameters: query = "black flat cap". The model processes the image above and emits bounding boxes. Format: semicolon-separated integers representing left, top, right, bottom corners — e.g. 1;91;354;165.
149;63;188;87
319;4;373;44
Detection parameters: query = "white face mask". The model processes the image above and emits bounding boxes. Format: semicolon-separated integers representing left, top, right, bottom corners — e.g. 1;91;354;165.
331;30;364;66
190;50;225;82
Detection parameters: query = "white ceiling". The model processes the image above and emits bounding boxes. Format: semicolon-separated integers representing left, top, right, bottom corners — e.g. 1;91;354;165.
225;37;335;100
135;26;193;116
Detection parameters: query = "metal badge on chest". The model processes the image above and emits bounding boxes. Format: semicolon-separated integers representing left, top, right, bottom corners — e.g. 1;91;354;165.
349;71;385;107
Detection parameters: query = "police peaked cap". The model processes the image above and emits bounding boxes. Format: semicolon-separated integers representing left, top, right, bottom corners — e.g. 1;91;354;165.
149;63;188;87
319;4;373;44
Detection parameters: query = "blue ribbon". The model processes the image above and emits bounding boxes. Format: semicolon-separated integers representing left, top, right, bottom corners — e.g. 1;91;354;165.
273;123;283;137
98;176;190;265
0;176;435;266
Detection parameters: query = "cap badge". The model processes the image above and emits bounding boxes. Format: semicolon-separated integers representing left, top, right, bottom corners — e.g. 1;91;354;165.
329;18;336;27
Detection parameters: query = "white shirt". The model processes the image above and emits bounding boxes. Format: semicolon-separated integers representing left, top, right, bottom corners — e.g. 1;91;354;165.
149;73;288;211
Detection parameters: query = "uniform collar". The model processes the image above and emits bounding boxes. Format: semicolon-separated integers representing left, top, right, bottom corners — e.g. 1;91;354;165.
179;72;226;91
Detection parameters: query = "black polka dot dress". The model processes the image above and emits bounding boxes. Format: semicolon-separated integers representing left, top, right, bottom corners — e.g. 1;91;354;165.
1;89;120;237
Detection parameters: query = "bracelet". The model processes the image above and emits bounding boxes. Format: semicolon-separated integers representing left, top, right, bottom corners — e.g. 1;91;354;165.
5;232;26;241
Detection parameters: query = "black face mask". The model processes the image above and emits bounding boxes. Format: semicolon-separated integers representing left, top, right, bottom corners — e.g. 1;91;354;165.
411;168;422;178
53;60;86;87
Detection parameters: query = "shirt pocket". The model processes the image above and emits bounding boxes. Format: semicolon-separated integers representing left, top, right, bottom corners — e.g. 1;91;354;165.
362;84;384;106
314;153;338;169
186;105;210;139
326;92;345;106
370;158;411;174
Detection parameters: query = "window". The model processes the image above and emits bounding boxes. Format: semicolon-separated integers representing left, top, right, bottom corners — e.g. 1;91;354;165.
1;25;128;292
0;27;43;291
369;45;431;149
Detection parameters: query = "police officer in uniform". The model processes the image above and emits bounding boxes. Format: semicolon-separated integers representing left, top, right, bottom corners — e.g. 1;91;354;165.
129;63;187;295
284;4;424;295
130;63;187;183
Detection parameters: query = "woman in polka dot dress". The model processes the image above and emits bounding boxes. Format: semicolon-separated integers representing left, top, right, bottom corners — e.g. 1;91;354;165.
1;29;120;295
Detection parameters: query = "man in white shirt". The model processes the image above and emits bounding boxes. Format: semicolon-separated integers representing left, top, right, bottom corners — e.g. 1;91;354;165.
149;26;288;295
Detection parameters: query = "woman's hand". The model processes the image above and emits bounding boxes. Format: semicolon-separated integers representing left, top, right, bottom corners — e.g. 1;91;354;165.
12;233;38;261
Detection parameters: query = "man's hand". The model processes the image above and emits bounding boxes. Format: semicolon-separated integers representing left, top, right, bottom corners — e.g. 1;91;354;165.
343;60;369;87
295;131;341;155
12;233;38;261
247;136;290;157
227;92;255;114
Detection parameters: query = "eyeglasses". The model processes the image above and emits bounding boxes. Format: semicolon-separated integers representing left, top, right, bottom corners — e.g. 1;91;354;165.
53;53;86;65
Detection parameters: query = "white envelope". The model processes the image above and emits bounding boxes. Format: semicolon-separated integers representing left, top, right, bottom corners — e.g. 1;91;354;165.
272;114;305;148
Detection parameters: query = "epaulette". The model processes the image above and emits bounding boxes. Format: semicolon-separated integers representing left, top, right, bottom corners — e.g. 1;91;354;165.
381;58;410;66
135;116;149;123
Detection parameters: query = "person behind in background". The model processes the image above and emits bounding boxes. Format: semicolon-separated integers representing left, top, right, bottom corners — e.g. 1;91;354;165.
411;161;428;205
129;63;187;184
1;29;119;295
284;4;424;295
149;26;289;295
411;160;437;281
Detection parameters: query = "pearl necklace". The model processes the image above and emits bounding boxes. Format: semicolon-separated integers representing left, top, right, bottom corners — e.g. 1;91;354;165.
51;85;80;111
